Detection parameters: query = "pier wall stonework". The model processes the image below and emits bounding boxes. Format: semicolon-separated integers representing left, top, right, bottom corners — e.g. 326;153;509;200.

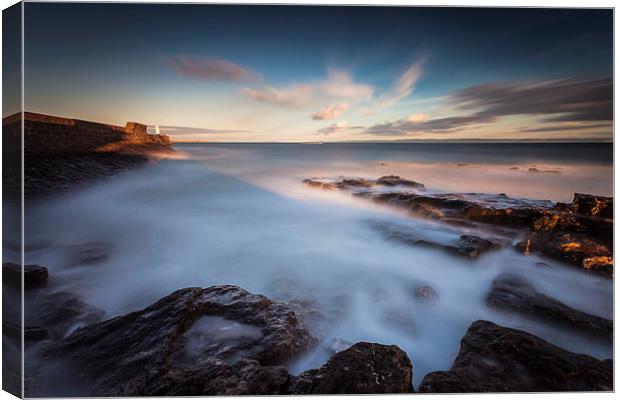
2;112;171;158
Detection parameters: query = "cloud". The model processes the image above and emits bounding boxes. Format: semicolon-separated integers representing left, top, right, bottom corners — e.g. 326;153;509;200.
311;103;349;120
244;69;373;109
365;75;612;136
243;85;313;109
365;114;493;136
519;123;611;133
169;56;259;82
361;58;427;116
452;75;612;122
150;125;252;136
317;121;349;135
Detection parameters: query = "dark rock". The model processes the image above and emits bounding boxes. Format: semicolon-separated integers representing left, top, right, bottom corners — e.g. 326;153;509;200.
2;321;48;342
66;241;113;266
381;310;416;334
486;273;612;339
325;337;353;354
133;359;292;396
292;342;414;394
2;263;48;289
571;193;613;219
375;175;425;188
534;261;549;268
39;292;105;339
413;285;437;303
40;286;315;396
370;221;500;259
419;320;613;392
518;232;613;276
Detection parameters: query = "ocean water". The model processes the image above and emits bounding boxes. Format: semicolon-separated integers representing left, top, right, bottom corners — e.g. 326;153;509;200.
21;142;613;388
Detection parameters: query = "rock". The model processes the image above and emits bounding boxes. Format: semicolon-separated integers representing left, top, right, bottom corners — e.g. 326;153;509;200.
66;241;113;266
375;175;425;188
370;221;501;259
413;285;437;303
518;232;613;276
2;263;49;289
457;163;468;167
534;261;549;268
38;292;105;339
381;310;416;334
486;274;612;339
2;321;48;342
40;286;315;396
325;337;353;354
419;320;612;392
133;359;292;396
571;193;613;219
292;342;413;394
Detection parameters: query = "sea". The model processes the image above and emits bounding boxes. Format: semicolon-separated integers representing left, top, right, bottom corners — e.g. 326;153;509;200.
20;142;613;388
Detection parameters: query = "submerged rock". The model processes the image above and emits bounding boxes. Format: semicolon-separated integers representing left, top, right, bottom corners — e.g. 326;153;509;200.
486;274;612;339
39;285;315;396
419;320;612;392
38;292;105;339
66;241;113;266
291;342;414;394
375;175;425;188
413;285;438;303
303;175;424;191
3;263;49;289
370;221;501;259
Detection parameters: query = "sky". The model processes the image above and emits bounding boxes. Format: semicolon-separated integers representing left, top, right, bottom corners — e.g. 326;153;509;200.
21;4;613;142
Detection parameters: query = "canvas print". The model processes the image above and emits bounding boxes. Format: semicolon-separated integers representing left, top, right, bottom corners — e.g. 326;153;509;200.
1;2;614;397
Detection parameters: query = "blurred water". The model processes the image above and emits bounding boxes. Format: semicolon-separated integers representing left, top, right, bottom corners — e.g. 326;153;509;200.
22;142;613;388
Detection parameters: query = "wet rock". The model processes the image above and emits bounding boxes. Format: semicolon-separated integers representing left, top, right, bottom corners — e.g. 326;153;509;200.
517;231;613;276
2;321;48;342
570;193;613;219
325;337;353;354
303;176;424;191
419;320;613;392
292;342;413;394
534;261;549;268
134;359;292;396
40;286;315;396
39;292;105;339
2;263;48;289
381;310;416;334
375;175;425;188
66;241;113;266
413;285;438;303
487;274;612;339
370;221;501;259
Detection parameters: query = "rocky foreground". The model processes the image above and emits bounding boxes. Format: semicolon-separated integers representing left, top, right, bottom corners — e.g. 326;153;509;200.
304;175;613;276
3;257;613;395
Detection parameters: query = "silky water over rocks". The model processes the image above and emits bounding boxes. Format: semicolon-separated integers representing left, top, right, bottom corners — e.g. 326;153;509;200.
17;142;612;392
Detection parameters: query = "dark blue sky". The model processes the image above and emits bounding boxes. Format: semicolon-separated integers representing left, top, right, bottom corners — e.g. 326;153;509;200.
22;4;613;141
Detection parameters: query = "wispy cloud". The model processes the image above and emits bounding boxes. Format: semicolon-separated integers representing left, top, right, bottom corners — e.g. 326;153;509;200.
317;121;349;134
244;69;373;109
169;56;260;82
365;75;612;136
362;57;427;115
243;85;313;109
311;103;349;120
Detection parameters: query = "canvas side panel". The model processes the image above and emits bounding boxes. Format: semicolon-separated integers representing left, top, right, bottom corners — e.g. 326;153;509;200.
2;1;23;398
